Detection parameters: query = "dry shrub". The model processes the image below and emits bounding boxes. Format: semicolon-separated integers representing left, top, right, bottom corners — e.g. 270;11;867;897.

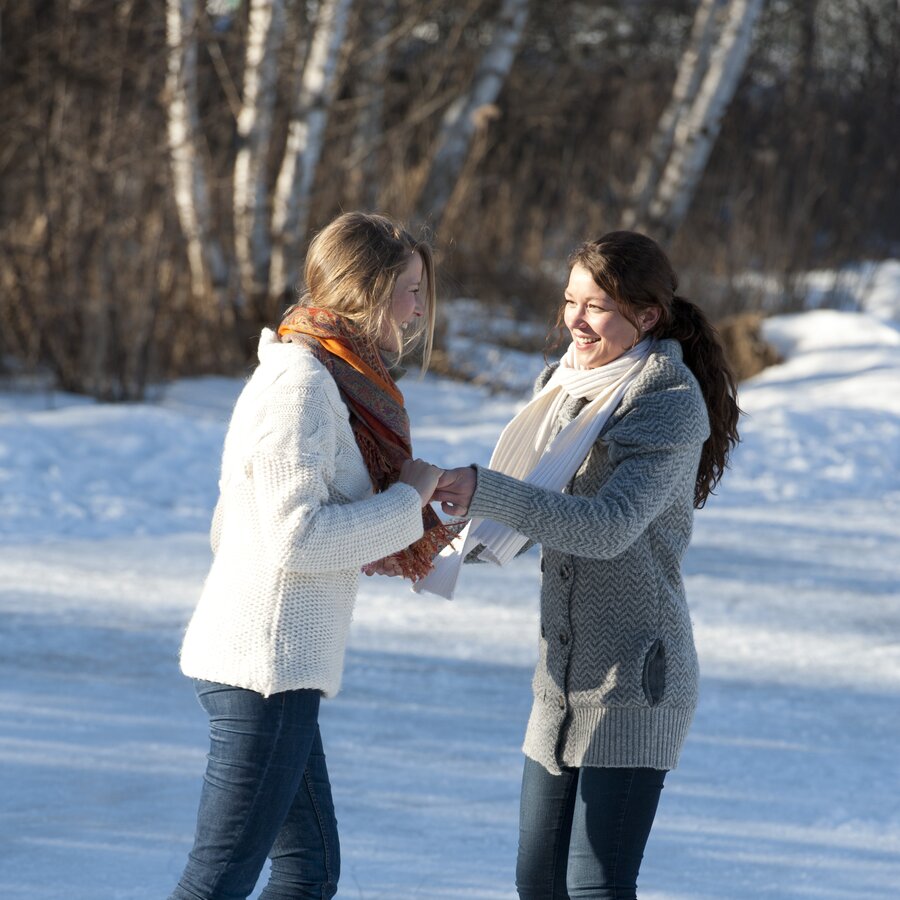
716;312;781;382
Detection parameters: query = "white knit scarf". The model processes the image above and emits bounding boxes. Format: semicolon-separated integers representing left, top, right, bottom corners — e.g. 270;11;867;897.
415;338;655;599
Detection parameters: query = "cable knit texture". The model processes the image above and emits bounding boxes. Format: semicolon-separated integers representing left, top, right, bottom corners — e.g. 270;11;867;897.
179;329;424;698
468;339;709;774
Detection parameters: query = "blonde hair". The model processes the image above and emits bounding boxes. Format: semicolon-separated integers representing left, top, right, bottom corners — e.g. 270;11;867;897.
283;211;437;370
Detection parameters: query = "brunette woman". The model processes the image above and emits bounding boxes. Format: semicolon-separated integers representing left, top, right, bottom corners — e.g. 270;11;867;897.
429;231;740;899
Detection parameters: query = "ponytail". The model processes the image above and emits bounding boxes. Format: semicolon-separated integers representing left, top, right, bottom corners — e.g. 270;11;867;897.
662;296;740;508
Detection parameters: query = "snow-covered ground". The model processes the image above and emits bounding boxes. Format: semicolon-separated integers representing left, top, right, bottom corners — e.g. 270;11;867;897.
1;292;899;897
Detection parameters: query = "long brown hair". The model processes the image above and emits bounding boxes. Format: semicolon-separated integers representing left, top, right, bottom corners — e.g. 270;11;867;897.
282;211;437;369
565;230;740;507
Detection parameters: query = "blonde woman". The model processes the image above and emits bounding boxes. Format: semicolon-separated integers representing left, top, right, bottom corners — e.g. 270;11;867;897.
169;213;451;900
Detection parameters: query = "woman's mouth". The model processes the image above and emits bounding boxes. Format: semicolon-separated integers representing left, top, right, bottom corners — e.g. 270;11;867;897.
573;333;600;347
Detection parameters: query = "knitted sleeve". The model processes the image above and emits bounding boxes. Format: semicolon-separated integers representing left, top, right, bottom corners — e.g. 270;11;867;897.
249;384;424;573
467;379;708;560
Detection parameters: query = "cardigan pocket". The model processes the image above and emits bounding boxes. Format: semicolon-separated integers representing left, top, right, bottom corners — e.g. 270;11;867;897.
642;639;666;707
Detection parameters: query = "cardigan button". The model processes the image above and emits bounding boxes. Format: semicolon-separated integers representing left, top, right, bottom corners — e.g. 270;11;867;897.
540;624;545;638
557;695;566;710
559;632;568;645
560;564;572;580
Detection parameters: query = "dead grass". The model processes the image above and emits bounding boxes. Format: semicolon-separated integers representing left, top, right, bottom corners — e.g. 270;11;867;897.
717;312;782;382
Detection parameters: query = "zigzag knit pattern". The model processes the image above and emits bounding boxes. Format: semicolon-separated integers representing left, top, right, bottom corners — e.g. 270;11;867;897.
179;330;424;698
469;339;710;773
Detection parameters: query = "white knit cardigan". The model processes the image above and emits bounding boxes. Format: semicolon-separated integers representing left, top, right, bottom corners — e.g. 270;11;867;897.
179;329;424;698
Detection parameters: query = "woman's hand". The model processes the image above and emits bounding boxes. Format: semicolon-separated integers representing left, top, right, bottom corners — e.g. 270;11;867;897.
432;466;477;517
362;556;404;578
399;458;443;507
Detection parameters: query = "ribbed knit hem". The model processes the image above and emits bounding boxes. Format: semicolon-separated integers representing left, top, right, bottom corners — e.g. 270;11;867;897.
179;657;342;700
524;703;695;774
469;466;533;531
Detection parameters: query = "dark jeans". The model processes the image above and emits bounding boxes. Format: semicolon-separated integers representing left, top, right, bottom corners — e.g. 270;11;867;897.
169;681;339;900
516;758;666;900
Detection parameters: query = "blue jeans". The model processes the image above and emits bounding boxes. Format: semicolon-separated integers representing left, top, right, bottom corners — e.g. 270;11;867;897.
516;758;666;900
169;681;339;900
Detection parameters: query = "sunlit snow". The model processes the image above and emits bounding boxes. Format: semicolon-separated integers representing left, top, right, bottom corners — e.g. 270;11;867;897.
1;280;898;898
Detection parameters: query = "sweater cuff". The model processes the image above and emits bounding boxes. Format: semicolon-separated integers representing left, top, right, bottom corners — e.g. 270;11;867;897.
468;466;533;531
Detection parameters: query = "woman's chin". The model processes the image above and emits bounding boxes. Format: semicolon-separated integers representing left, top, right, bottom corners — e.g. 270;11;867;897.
576;347;626;370
573;346;602;368
377;335;401;353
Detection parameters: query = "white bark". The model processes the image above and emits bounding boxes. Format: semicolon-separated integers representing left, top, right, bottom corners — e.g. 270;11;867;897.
233;0;286;299
415;0;529;227
647;0;765;240
621;0;721;230
165;0;227;300
269;0;354;299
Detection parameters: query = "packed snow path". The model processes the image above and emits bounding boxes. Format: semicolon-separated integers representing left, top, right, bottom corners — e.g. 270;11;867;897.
1;309;898;898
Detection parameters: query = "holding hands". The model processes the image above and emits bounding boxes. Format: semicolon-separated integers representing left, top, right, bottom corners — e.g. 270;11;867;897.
399;458;444;506
396;459;477;514
432;466;477;517
362;458;444;579
363;462;477;579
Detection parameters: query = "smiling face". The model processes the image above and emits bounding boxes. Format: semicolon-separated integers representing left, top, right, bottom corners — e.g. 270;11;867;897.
378;251;425;352
564;263;650;369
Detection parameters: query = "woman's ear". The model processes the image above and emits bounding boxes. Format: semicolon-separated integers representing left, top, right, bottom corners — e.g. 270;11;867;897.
641;307;662;331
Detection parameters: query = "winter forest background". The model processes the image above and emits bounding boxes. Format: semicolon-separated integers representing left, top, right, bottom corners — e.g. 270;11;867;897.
2;0;898;398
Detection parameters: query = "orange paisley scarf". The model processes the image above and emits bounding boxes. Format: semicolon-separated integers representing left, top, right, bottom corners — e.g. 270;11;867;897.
278;306;459;581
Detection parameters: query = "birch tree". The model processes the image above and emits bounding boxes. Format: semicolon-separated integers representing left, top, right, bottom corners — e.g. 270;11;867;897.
620;0;721;230
269;0;354;300
165;0;351;311
165;0;228;302
413;0;529;229
233;0;286;302
623;0;765;242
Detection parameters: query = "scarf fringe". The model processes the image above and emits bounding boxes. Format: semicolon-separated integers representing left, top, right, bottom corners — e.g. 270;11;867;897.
395;515;466;581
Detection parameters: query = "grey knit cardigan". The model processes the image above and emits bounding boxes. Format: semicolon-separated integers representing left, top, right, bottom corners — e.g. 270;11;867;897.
468;339;709;774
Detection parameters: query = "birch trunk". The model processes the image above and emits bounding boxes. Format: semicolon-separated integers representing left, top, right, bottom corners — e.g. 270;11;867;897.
165;0;227;301
646;0;765;242
233;0;286;301
269;0;354;300
621;0;721;230
414;0;529;228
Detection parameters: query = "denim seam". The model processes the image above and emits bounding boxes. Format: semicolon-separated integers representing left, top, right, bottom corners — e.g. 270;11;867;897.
302;764;336;897
207;692;289;897
553;771;577;900
610;768;636;900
